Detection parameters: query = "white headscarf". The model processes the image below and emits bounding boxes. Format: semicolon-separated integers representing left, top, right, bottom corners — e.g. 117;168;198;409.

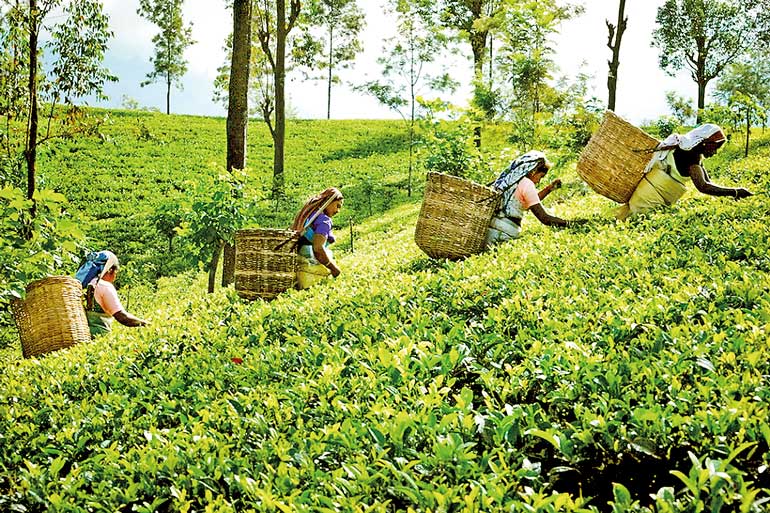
657;124;725;151
99;251;119;279
646;124;725;172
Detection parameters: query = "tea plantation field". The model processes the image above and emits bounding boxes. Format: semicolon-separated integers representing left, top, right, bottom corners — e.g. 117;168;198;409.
34;110;516;278
1;116;769;511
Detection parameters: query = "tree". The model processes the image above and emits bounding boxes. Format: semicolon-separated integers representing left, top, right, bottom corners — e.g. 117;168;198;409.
254;0;301;199
212;31;275;123
0;0;114;215
137;0;195;115
652;0;770;123
606;0;626;111
714;53;770;157
222;0;253;287
356;0;455;197
665;90;696;125
294;0;365;119
180;171;249;294
435;0;504;146
496;0;581;145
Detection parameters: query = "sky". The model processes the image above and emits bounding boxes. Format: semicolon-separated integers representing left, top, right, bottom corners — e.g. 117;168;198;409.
91;0;700;125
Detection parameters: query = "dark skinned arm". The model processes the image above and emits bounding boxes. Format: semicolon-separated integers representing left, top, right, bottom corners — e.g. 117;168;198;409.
312;233;341;277
114;310;149;327
538;179;562;201
530;203;569;227
689;164;752;198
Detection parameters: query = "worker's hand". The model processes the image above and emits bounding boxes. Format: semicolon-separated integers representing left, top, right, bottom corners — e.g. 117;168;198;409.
734;187;752;199
566;219;588;227
550;179;562;189
330;267;341;278
138;318;150;327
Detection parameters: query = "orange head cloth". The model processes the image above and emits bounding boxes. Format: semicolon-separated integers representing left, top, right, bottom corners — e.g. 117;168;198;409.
290;187;343;233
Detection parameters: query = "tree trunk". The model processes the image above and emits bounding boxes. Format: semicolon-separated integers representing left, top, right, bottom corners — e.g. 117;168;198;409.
224;0;252;288
222;244;236;287
166;34;172;114
327;25;333;119
745;108;750;158
227;0;251;172
272;0;287;199
166;74;171;115
208;241;224;294
408;120;413;197
488;35;493;87
606;0;627;111
696;80;706;124
471;30;486;148
25;0;39;220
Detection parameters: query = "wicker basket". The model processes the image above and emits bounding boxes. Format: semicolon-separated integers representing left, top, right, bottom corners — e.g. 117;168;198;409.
235;229;299;300
577;110;660;204
11;276;91;358
414;172;501;260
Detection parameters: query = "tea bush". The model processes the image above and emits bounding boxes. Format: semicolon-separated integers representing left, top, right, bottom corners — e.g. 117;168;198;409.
0;119;768;511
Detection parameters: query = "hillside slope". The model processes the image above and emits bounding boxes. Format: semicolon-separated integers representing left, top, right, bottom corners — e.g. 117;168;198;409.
1;129;769;511
36;111;516;279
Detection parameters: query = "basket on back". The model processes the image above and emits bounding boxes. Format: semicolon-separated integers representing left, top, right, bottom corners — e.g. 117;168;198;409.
11;276;91;358
577;110;660;204
235;228;298;300
414;172;501;260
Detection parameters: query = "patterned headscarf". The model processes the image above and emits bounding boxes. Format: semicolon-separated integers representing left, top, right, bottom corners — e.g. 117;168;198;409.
290;187;344;233
656;124;725;152
492;151;550;193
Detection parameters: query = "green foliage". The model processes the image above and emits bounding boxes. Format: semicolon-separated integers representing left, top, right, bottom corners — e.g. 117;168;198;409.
652;0;770;113
420;115;490;182
651;115;681;139
0;187;82;303
0;0;115;196
293;0;365;117
665;90;696;125
177;170;251;268
137;0;195;114
1;129;770;511
0;186;82;346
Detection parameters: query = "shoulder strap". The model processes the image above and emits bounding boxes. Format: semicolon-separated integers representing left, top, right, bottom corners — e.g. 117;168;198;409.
85;284;95;311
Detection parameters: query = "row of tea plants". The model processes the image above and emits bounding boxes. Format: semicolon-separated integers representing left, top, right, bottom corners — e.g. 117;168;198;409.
1;128;769;510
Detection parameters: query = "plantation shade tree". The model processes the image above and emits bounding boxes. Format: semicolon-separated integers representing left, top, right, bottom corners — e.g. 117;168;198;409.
494;1;581;147
137;0;196;115
434;0;503;147
356;0;454;197
255;0;301;199
652;0;770;123
222;0;253;289
211;32;275;131
606;0;627;111
0;0;114;215
714;51;770;158
293;0;365;120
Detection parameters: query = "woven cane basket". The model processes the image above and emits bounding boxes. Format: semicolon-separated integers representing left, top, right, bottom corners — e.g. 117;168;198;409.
11;276;91;358
235;229;299;300
577;110;660;204
414;172;501;260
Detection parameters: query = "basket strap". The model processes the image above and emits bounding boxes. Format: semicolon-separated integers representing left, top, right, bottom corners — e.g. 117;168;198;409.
274;195;338;251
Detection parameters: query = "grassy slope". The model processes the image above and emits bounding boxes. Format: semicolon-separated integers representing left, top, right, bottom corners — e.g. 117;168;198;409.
1;120;769;511
36;111;514;275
